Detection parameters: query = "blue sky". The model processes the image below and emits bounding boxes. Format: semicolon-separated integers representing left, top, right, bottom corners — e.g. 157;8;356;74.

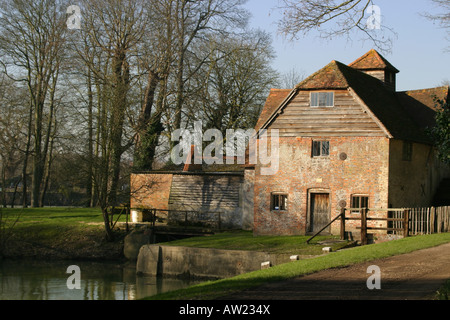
243;0;450;91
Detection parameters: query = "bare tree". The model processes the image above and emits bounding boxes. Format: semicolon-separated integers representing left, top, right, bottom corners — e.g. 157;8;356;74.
279;67;306;89
277;0;396;53
193;30;279;135
132;0;177;171
168;0;250;141
0;0;67;207
424;0;450;51
0;76;28;207
70;0;149;239
133;0;250;171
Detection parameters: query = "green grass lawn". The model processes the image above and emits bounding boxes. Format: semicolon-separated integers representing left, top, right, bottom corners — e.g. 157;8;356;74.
0;207;127;259
1;207;104;241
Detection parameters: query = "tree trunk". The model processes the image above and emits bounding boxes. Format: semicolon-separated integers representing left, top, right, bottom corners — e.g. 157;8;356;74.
1;161;6;208
86;67;95;207
101;207;115;241
133;70;160;171
108;50;130;206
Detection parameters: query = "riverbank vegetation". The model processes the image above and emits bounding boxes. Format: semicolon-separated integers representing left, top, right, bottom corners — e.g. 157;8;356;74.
0;207;127;260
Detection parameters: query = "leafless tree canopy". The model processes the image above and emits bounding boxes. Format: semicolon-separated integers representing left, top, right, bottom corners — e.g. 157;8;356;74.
424;0;450;51
0;0;279;242
277;0;397;52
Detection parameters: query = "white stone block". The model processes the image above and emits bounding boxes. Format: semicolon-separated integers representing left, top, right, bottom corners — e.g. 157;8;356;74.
322;247;332;253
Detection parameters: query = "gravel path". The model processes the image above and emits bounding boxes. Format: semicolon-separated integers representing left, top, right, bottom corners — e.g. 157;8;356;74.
222;242;450;300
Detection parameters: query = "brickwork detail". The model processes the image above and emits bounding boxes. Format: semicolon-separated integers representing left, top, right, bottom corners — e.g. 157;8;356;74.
254;136;390;236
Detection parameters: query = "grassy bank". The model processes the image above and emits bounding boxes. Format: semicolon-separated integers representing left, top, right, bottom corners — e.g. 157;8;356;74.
163;230;352;256
0;207;127;260
146;232;450;300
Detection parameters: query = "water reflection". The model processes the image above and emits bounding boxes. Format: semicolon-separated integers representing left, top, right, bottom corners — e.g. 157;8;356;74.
0;259;199;300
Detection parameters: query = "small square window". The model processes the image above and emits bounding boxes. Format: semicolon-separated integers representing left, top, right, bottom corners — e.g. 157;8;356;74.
312;141;330;157
271;193;288;211
351;195;369;213
311;92;334;107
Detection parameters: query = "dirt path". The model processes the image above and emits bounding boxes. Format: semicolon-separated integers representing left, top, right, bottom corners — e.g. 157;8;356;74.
223;242;450;300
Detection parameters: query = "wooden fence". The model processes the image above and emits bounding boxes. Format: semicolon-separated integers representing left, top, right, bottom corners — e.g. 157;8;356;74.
342;208;410;245
390;206;450;235
308;205;450;245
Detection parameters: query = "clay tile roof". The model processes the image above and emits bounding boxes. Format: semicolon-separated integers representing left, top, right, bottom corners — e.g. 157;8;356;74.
256;51;446;145
397;86;450;130
348;49;399;73
255;88;291;132
296;60;349;90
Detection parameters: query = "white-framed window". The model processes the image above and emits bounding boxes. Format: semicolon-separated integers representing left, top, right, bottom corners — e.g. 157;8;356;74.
312;141;330;157
310;92;334;107
271;193;288;211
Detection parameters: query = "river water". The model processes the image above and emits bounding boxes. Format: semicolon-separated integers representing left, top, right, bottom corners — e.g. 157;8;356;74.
0;259;201;300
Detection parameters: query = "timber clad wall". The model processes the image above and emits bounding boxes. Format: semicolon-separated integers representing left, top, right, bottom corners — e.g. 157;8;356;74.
169;174;242;212
168;174;244;229
270;90;386;137
130;172;251;230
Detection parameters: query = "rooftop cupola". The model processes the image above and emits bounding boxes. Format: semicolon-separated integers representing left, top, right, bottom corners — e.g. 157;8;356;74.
348;49;399;91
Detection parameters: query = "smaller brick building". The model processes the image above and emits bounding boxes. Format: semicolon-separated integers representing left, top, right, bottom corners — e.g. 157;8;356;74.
130;148;254;230
253;49;450;236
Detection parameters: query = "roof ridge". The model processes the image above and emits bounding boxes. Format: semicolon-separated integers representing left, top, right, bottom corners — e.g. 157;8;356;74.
295;60;350;89
399;85;450;93
349;49;399;73
269;88;292;92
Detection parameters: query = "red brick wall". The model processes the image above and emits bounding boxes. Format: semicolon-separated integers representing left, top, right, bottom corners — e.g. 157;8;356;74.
254;136;390;236
130;173;173;210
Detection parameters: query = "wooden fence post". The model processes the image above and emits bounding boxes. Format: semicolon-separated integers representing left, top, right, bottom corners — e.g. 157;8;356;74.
340;207;346;240
403;209;410;238
152;209;156;228
361;208;367;245
430;207;435;234
126;205;129;232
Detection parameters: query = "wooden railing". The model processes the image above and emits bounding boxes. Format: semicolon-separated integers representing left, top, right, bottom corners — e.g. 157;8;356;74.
130;208;225;230
307;206;450;245
344;208;410;245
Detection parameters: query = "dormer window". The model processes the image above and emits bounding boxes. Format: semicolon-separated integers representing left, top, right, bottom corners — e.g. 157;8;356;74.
311;92;334;107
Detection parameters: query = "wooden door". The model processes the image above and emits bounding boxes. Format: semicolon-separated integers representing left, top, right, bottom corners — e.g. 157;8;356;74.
310;193;330;233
